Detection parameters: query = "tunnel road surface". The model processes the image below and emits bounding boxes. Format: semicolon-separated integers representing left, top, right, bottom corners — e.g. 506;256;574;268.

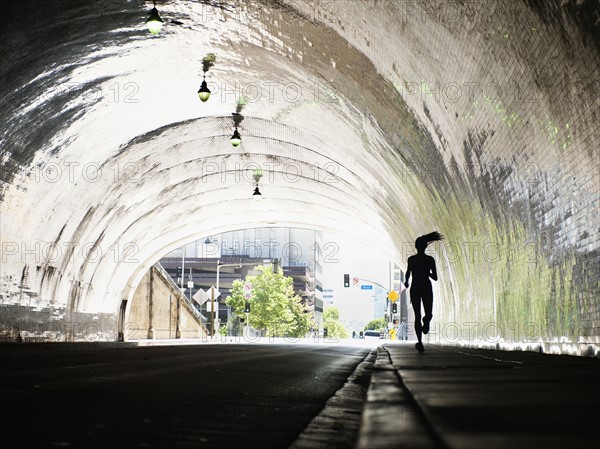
1;343;371;449
358;343;600;449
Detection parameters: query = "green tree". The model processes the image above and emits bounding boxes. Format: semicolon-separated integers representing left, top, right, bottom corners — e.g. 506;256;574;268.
323;306;349;338
226;265;314;338
364;318;386;331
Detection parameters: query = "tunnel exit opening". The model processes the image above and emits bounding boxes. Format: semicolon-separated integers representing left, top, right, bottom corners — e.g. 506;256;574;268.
119;226;401;344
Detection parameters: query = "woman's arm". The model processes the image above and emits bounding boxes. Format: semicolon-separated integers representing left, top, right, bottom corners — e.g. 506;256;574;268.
429;258;438;281
404;260;411;288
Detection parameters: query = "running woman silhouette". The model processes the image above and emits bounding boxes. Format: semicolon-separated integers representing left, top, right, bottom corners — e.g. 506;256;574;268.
404;232;444;353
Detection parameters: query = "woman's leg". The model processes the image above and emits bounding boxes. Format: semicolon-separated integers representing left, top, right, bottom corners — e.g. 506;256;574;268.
422;289;433;334
410;289;422;343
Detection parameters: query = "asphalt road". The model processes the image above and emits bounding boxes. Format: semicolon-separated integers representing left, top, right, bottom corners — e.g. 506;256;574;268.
384;343;600;449
1;343;371;449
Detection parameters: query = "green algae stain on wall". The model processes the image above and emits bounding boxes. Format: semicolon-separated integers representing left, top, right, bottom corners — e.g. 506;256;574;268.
398;175;581;344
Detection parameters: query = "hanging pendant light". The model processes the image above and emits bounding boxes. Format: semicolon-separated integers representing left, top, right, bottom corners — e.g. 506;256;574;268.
252;168;263;199
230;128;241;147
146;3;163;35
198;78;211;102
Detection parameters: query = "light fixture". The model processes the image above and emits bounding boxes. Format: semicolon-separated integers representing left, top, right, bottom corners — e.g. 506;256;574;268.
230;128;241;147
252;168;263;198
146;3;163;35
199;54;216;102
197;77;211;102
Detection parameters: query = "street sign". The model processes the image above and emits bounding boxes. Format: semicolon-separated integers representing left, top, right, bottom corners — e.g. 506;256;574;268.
388;290;399;302
208;286;221;298
206;301;219;312
243;282;252;300
360;285;373;290
352;277;359;285
192;289;209;305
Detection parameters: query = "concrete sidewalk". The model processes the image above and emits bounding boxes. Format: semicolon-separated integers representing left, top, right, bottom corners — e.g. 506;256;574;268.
356;342;600;449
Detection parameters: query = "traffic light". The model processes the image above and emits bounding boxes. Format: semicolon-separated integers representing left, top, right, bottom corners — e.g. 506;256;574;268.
176;266;182;283
344;274;350;288
392;302;397;314
244;302;251;313
323;328;328;337
393;318;399;325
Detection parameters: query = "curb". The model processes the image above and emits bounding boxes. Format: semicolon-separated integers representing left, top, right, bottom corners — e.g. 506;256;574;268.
354;345;444;449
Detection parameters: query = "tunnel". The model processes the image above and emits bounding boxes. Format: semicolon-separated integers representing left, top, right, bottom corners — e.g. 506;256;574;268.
0;0;598;353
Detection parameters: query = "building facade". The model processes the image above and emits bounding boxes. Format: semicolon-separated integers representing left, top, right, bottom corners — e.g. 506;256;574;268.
160;228;324;334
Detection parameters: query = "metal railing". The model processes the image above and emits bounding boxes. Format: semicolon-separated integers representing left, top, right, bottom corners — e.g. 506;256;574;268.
153;262;208;329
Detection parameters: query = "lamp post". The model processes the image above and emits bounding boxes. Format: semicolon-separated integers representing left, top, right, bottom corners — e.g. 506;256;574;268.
180;246;185;291
187;268;193;302
213;260;260;337
210;284;215;339
212;260;241;338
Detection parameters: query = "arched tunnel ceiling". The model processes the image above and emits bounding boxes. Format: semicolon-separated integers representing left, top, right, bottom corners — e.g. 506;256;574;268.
1;0;599;341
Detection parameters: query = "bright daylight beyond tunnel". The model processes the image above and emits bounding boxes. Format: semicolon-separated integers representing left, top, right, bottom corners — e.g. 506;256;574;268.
0;0;598;356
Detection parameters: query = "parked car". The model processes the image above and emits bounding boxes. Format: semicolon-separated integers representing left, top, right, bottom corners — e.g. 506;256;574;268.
363;330;383;340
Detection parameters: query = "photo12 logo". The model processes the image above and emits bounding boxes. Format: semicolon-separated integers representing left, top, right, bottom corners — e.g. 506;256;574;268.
199;161;340;185
204;81;338;105
21;161;141;185
1;241;140;265
200;240;340;264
